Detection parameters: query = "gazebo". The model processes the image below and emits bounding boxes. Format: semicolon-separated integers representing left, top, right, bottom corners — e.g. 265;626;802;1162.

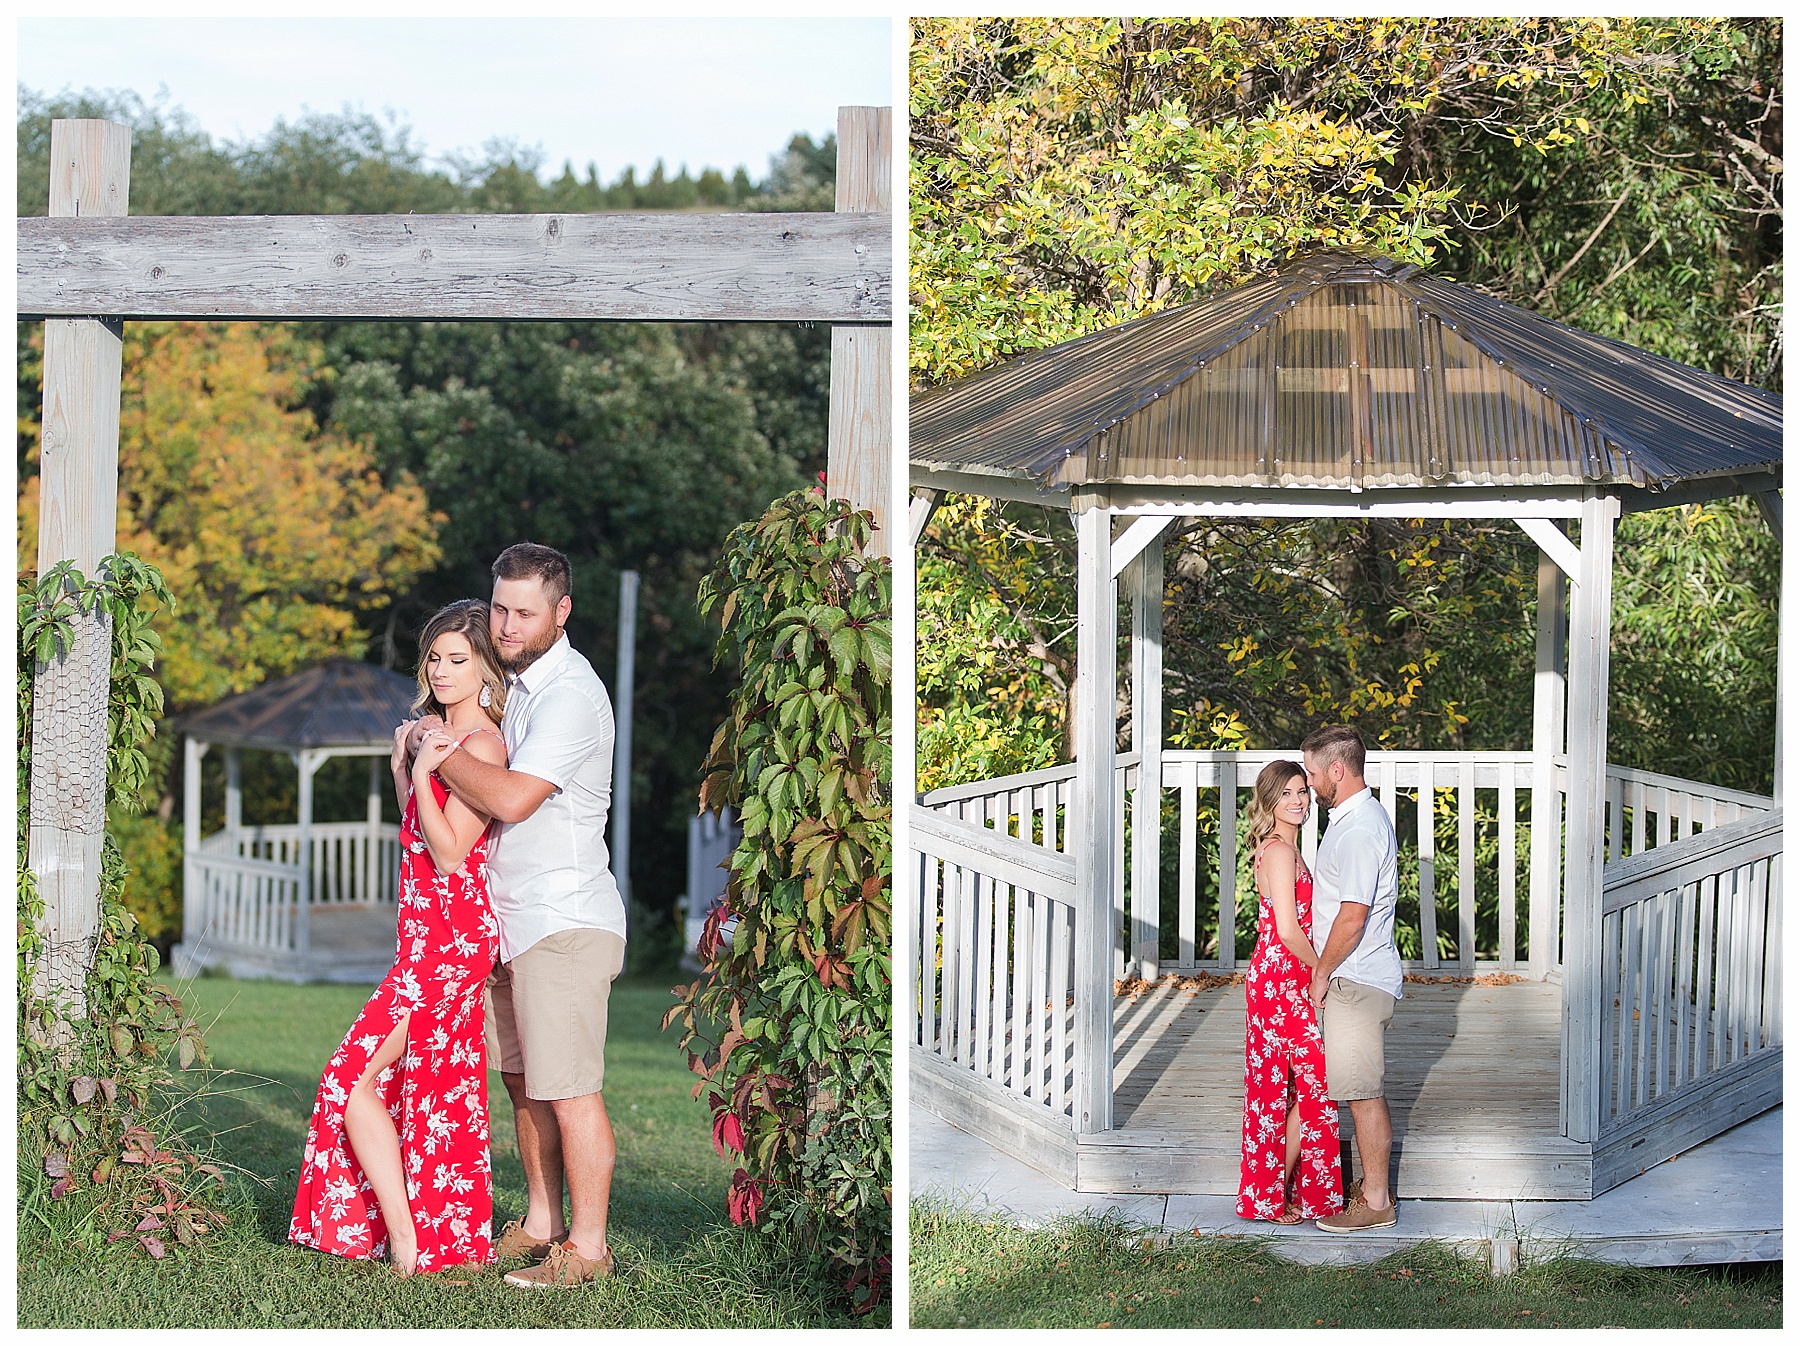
907;252;1782;1199
170;658;419;983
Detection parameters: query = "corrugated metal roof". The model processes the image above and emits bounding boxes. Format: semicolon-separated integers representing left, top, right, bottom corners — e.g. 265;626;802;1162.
911;252;1781;497
171;658;420;751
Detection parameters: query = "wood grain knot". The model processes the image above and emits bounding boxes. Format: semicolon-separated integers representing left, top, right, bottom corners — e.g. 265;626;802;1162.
332;253;349;269
150;266;165;280
419;249;433;263
545;219;561;240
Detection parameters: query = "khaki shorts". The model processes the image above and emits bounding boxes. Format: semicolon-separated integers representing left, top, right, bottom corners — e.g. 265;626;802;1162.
485;927;626;1101
1320;977;1397;1101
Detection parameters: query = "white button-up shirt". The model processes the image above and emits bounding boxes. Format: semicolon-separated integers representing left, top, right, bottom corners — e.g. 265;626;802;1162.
1309;785;1403;1000
486;633;627;963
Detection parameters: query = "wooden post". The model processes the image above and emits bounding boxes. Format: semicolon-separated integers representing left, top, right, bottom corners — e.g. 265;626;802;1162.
225;746;243;838
27;119;132;1023
296;750;318;955
180;736;209;956
1560;494;1618;1144
612;569;639;905
1528;545;1568;980
1072;496;1117;1133
827;105;893;553
366;756;382;905
1128;538;1165;980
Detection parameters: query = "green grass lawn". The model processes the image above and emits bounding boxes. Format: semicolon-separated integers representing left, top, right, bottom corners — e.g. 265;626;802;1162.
17;974;885;1328
911;1206;1780;1330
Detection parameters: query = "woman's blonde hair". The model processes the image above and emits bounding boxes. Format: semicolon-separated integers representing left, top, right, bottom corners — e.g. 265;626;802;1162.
412;600;507;726
1245;759;1307;849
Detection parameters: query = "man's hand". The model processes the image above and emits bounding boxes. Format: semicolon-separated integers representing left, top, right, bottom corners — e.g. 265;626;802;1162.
1309;967;1329;1010
406;714;447;761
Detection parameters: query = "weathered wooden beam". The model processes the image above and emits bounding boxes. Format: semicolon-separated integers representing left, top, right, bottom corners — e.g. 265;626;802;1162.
19;209;891;324
827;106;894;552
29;119;132;1027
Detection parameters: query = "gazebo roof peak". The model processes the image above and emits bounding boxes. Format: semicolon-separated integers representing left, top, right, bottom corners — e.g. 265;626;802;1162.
171;658;420;753
912;249;1780;508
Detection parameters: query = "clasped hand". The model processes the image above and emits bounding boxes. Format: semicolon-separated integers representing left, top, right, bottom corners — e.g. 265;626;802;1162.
392;715;452;782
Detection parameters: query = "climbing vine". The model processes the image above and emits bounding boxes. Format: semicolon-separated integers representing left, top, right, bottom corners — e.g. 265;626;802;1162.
667;488;892;1311
18;555;223;1255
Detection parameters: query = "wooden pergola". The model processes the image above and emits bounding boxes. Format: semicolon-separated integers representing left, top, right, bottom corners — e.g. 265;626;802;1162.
908;253;1782;1199
170;660;419;983
22;108;891;1018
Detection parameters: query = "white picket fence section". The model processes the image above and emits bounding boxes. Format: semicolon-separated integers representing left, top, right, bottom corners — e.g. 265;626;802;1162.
1598;809;1783;1133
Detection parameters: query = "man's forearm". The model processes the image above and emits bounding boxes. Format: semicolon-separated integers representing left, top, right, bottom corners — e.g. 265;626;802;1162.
437;748;540;823
1315;906;1370;981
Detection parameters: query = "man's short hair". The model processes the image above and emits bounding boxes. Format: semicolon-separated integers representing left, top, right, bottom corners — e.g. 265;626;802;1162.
492;542;572;607
1301;724;1366;777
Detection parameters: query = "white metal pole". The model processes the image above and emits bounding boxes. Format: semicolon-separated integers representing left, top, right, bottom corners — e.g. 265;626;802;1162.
612;570;639;905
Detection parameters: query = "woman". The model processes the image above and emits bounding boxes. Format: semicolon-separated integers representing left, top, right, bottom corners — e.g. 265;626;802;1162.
290;601;509;1275
1236;760;1343;1224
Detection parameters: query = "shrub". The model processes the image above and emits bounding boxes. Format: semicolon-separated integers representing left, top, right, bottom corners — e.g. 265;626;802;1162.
666;488;892;1312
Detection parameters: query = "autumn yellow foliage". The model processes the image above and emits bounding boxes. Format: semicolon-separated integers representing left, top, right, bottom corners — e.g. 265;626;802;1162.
20;321;441;710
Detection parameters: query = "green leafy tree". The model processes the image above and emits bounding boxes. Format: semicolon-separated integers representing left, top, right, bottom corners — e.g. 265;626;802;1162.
912;17;1779;799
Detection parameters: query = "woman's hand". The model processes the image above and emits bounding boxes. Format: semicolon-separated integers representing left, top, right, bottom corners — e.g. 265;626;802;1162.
413;729;459;781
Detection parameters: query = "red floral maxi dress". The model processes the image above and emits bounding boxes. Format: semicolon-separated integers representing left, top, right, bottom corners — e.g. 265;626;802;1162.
1236;845;1344;1221
290;739;502;1272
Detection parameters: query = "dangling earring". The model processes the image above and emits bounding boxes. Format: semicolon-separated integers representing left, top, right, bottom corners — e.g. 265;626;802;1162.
479;683;493;708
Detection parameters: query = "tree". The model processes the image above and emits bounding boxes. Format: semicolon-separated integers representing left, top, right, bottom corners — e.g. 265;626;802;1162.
911;17;1779;796
20;322;441;709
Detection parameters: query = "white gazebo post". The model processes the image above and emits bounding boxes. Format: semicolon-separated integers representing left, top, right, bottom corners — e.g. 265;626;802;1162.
295;749;320;954
827;105;893;552
1123;518;1171;981
1527;531;1570;980
366;756;383;905
224;746;242;843
1558;493;1619;1143
181;735;209;954
1072;494;1117;1134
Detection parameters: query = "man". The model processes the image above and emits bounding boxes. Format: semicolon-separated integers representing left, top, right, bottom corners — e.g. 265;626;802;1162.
1301;724;1402;1232
411;542;626;1286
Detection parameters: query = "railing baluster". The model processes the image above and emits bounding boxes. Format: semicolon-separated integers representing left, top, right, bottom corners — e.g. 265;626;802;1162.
1218;758;1237;970
1177;760;1197;969
1418;760;1438;970
1458;754;1476;970
1600;907;1621;1121
1499;769;1517;969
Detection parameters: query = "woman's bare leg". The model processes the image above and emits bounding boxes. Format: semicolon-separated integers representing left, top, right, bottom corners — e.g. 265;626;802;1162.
343;1014;416;1272
1282;1073;1303;1207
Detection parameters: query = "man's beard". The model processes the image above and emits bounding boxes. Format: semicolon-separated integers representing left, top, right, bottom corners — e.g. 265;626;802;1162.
500;624;562;673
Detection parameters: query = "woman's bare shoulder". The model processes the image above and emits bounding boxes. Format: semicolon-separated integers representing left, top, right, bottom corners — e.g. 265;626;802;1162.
459;727;508;764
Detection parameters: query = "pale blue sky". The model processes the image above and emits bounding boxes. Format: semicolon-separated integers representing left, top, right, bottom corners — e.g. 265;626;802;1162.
18;17;893;183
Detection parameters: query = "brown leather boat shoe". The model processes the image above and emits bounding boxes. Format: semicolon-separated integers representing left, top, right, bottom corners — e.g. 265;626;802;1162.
503;1240;615;1288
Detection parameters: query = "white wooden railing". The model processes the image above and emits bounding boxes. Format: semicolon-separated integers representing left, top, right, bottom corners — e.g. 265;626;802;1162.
189;850;305;953
920;752;1772;979
911;805;1078;1121
1598;809;1782;1133
191;822;401;956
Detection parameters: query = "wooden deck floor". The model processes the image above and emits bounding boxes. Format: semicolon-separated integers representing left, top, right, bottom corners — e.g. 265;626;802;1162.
1088;977;1590;1198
